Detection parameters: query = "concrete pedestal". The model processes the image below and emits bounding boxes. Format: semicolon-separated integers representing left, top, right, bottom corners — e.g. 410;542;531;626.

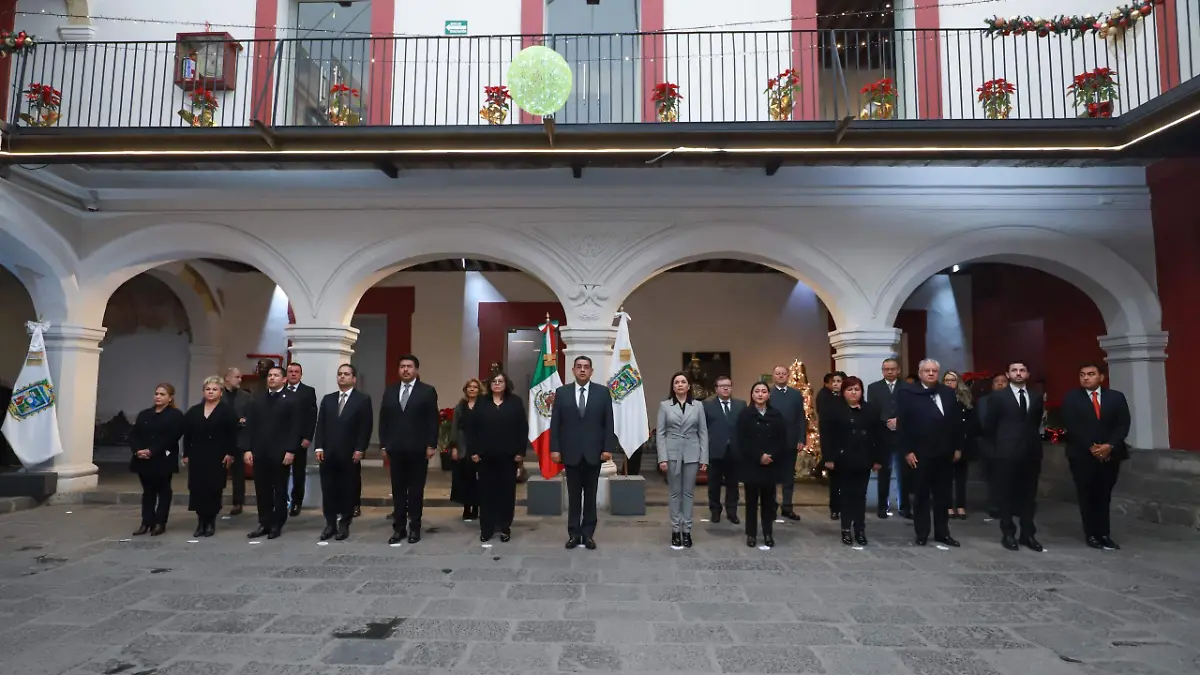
0;470;57;500
527;476;563;516
607;475;646;515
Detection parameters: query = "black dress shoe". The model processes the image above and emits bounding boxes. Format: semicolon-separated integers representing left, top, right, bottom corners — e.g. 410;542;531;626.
193;522;206;538
782;511;801;521
671;532;682;548
841;529;853;546
915;536;928;546
204;522;216;537
288;505;301;517
935;535;960;548
727;514;740;525
763;535;775;548
267;528;282;540
462;507;474;521
388;532;405;545
877;509;890;519
711;512;721;524
481;533;493;543
408;531;421;544
133;524;151;536
248;525;269;538
352;506;361;518
584;537;597;550
854;530;868;546
151;524;166;536
1019;536;1044;552
1001;535;1020;551
1086;535;1104;549
1099;536;1120;550
566;536;582;549
682;533;693;548
336;522;350;540
830;511;840;521
746;536;756;548
499;530;512;543
229;505;243;516
320;525;337;541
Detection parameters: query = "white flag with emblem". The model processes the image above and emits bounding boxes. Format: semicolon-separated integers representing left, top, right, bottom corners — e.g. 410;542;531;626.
2;322;64;468
605;312;647;460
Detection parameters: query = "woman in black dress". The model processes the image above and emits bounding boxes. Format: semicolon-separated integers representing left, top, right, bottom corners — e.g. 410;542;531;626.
183;376;239;537
129;383;185;536
817;371;846;520
942;370;977;519
468;371;528;543
823;376;885;546
448;378;482;521
736;381;787;548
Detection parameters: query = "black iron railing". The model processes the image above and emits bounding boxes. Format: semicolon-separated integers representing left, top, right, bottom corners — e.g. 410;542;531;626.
7;20;1197;130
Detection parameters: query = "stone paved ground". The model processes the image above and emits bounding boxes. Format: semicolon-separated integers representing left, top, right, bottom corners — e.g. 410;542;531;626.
1;501;1199;675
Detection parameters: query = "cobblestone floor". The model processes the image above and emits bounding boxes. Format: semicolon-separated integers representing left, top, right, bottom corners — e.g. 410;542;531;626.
1;500;1199;675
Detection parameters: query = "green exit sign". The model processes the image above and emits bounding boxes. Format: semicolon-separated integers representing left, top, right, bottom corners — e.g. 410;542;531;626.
444;20;468;36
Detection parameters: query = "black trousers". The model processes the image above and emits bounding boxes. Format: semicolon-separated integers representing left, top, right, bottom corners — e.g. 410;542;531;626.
839;468;871;531
289;449;308;506
565;461;601;539
987;453;1042;538
354;461;362;509
950;459;970;510
827;466;840;513
877;445;912;512
479;456;518;537
1069;455;1121;538
706;456;740;516
387;452;429;531
320;458;357;526
137;472;172;525
912;454;953;540
743;482;776;538
252;454;290;529
229;451;246;505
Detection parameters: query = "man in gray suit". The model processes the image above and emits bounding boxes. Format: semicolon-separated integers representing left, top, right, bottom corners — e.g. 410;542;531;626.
702;375;744;524
550;356;615;550
769;365;808;520
866;358;906;519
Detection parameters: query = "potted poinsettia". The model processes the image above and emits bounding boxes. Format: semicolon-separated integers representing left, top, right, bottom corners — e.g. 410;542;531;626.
20;82;61;127
1067;67;1118;118
479;85;511;125
976;78;1015;119
859;77;896;120
651;82;683;122
764;69;801;120
327;82;362;126
178;86;218;127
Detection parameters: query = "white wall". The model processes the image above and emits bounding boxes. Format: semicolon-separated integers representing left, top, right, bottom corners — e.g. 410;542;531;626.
96;331;189;421
0;267;37;387
902;273;973;374
218;272;291;376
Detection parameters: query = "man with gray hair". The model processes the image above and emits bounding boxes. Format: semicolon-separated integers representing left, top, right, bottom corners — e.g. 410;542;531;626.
895;358;963;547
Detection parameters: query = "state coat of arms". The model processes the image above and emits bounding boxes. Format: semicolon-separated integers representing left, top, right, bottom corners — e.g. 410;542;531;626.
607;364;643;402
8;379;55;421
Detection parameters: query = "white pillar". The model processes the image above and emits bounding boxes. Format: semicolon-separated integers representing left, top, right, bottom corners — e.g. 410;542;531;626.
1098;332;1169;450
558;324;620;502
829;328;902;382
185;344;222;409
42;324;107;493
285;324;360;508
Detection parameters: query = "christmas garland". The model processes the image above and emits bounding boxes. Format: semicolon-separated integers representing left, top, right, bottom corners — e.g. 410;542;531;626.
984;0;1164;40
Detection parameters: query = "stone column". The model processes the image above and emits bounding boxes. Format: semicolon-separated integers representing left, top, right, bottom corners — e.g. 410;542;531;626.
829;328;902;383
185;344;222;408
1098;332;1169;450
284;324;360;509
41;324;107;494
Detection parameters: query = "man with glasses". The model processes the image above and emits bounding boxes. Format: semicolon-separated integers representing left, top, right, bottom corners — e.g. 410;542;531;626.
702;375;745;524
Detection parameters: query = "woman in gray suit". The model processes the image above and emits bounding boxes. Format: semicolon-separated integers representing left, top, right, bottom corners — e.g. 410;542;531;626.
656;372;709;548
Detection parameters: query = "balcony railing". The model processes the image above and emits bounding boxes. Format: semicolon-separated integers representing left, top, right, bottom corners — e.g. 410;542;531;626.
6;21;1197;130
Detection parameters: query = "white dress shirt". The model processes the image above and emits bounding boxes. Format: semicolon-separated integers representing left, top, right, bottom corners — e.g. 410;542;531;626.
923;384;944;415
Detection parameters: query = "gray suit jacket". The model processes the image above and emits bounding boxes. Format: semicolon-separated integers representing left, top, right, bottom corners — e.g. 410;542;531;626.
702;397;746;461
656;399;709;464
769;385;808;456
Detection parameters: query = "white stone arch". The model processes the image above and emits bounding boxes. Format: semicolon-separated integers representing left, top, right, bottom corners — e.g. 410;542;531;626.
140;268;220;346
77;222;315;326
873;225;1162;336
315;225;580;325
0;197;85;320
601;223;873;330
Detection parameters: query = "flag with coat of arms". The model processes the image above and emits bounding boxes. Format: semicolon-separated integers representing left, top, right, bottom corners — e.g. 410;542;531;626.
1;321;64;468
529;318;564;479
606;311;647;460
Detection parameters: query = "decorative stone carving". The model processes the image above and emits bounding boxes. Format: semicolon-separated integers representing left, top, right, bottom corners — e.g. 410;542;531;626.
575;310;601;322
569;283;609;308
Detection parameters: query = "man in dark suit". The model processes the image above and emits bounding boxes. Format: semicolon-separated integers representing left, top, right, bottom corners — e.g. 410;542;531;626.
221;367;252;516
980;360;1045;552
896;358;962;547
284;362;318;516
1061;362;1130;550
768;365;807;520
243;366;302;539
974;372;1010;518
702;375;744;524
550;355;615;550
379;354;439;545
867;358;905;519
313;363;374;541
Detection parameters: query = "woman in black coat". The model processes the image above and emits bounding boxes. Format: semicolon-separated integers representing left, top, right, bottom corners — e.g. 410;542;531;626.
736;381;788;549
942;370;976;519
448;378;482;521
467;371;529;543
183;376;240;537
823;376;885;546
816;372;846;520
129;383;185;536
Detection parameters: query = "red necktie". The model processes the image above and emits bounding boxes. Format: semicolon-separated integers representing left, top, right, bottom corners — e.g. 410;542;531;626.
1091;391;1101;419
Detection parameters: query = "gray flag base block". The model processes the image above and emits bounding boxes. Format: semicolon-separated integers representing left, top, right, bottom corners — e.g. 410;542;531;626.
607;475;646;515
525;474;645;516
0;468;57;500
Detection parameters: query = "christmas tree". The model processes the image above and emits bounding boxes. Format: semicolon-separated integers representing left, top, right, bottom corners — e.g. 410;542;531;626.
787;359;825;482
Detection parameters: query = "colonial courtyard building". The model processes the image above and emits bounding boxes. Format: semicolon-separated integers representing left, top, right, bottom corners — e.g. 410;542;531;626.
0;0;1196;525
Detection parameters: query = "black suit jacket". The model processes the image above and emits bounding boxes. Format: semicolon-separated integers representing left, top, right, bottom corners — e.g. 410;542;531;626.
549;381;615;467
866;379;901;450
980;386;1044;460
896;382;961;459
286;382;319;445
1061;387;1131;462
313;389;374;462
768;385;808;458
245;389;302;460
702;397;746;461
378;379;439;455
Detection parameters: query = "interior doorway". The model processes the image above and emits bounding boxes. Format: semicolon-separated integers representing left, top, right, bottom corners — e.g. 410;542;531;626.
544;0;640;123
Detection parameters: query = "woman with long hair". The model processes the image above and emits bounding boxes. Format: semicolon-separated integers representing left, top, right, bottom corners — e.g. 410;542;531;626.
182;375;239;537
823;376;884;545
942;370;976;519
449;378;483;521
737;381;787;548
656;371;709;548
129;383;185;536
467;371;528;542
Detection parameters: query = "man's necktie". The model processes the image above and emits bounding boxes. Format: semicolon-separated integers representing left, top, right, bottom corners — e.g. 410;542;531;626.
1019;389;1028;417
1092;391;1101;419
722;400;730;418
400;384;411;410
338;393;347;416
578;387;587;417
888;381;894;394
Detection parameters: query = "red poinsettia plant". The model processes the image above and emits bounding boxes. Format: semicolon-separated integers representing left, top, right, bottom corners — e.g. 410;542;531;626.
1067;67;1118;118
976;78;1015;119
178;85;219;127
20;82;60;127
764;69;801;119
437;407;455;451
859;77;896;119
483;85;511;110
327;82;362;126
651;82;683;121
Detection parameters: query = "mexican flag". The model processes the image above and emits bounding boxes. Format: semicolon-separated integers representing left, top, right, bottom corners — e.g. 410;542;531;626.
529;319;564;479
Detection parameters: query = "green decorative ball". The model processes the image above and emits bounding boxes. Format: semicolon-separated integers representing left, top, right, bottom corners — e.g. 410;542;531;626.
506;46;573;117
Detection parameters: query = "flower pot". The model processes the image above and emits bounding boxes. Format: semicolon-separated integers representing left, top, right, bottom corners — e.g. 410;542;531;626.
479;103;508;125
656;107;678;123
768;94;794;121
1082;100;1114;118
859;101;894;120
985;105;1011;119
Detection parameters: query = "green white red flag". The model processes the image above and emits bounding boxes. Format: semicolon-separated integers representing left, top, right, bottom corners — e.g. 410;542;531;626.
528;319;564;478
